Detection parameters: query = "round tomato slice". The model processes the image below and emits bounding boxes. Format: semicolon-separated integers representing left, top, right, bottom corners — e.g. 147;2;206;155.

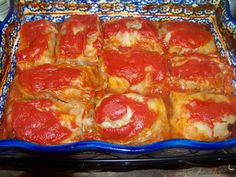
94;94;157;140
11;99;72;144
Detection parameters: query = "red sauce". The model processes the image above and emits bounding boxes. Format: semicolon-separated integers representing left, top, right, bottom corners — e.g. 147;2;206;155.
170;58;220;79
94;94;156;140
17;20;52;61
102;50;167;85
186;99;236;128
18;64;81;92
11;99;71;144
103;18;158;40
166;21;206;31
59;15;99;58
164;21;212;48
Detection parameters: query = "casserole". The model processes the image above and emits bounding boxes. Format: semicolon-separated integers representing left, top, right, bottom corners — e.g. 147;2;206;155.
0;0;236;153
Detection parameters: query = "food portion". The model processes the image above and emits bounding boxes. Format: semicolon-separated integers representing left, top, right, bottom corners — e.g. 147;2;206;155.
169;54;233;94
85;93;169;145
56;15;102;65
2;15;236;145
101;49;169;95
16;20;58;70
159;21;216;55
103;18;163;54
170;92;236;141
3;98;92;145
11;64;105;101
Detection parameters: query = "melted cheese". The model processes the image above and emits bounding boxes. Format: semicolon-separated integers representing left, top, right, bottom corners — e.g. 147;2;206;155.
126;20;142;30
115;31;140;47
164;32;171;45
108;76;130;93
101;106;133;128
94;93;169;145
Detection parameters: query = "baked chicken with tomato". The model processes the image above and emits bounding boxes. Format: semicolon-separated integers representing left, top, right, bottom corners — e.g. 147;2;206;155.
56;15;102;65
159;21;216;55
16;20;58;70
103;17;163;54
101;49;169;96
84;93;169;145
170;92;236;141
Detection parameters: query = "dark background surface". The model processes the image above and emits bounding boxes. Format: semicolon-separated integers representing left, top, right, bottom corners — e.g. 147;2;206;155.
0;166;236;177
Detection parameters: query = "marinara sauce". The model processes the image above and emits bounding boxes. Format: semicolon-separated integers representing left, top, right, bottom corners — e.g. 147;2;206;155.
186;99;236;128
94;94;156;140
102;50;167;85
19;64;81;92
11;99;71;144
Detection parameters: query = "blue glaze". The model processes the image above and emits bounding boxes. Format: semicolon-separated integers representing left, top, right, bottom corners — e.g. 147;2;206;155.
0;0;236;153
0;139;236;153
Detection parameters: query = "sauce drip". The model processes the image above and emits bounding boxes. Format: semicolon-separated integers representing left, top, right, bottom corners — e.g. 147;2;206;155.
102;50;167;85
11;99;71;144
19;64;81;92
94;94;156;140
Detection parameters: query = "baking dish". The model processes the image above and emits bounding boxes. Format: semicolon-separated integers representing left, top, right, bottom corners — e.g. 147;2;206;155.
0;0;236;153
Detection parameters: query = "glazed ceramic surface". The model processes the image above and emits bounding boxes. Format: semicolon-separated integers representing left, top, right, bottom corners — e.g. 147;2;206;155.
0;0;236;153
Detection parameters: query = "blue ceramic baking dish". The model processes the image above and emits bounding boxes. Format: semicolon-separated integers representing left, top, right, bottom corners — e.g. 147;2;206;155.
0;0;236;153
